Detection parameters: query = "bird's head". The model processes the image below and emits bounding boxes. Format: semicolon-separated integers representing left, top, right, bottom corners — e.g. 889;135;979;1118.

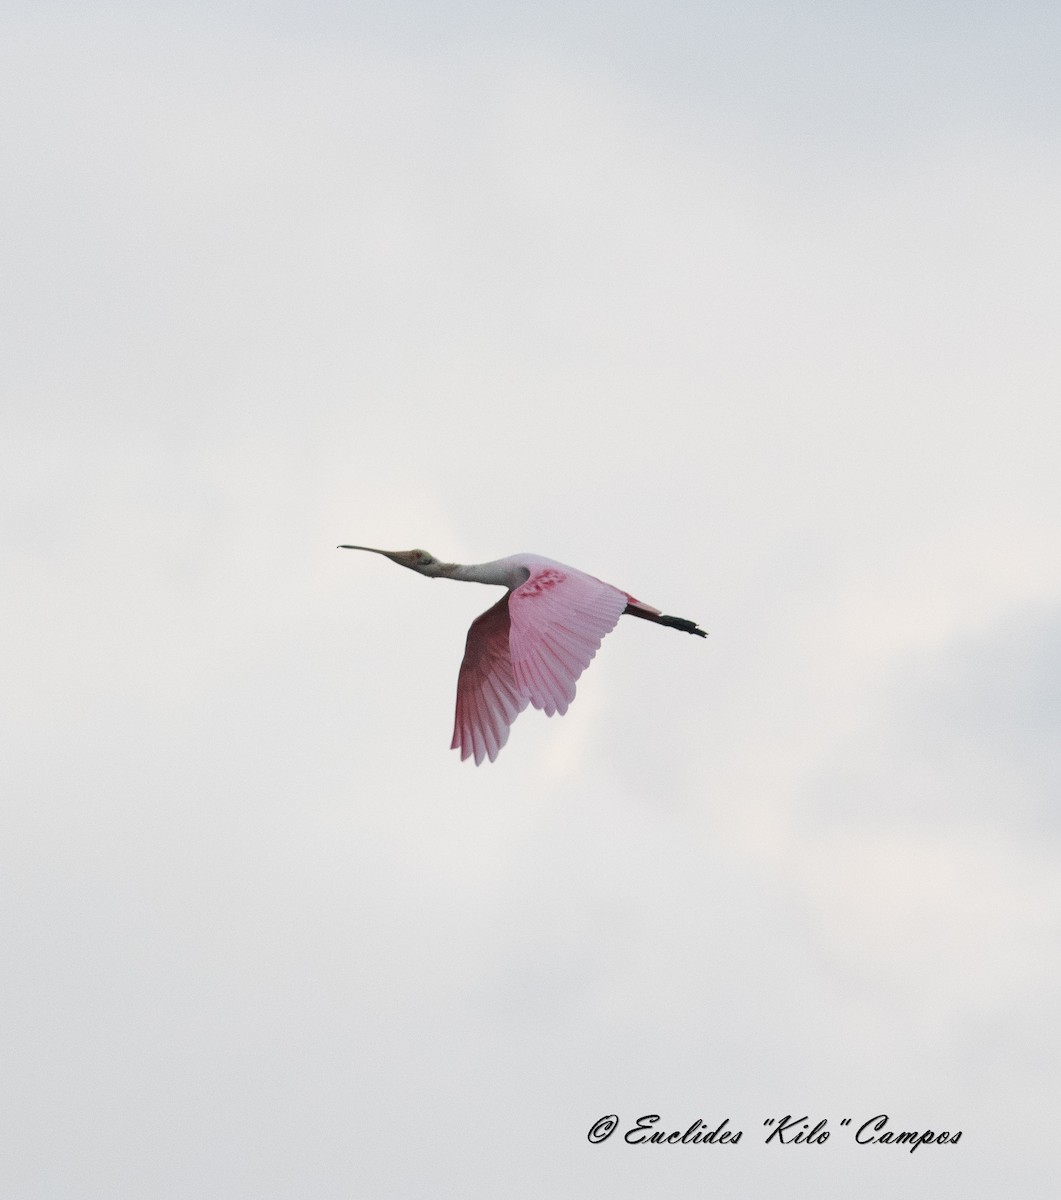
337;544;450;577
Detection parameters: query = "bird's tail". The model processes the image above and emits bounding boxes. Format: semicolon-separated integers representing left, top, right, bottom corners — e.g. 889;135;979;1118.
623;602;708;638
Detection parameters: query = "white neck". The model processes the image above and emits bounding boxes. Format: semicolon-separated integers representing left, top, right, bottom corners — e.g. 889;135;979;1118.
444;559;528;588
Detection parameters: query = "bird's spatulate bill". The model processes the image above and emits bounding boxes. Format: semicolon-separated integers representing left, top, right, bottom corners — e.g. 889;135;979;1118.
337;545;413;562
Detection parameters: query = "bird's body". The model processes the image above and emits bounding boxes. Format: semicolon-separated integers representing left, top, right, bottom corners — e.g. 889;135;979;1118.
338;545;706;764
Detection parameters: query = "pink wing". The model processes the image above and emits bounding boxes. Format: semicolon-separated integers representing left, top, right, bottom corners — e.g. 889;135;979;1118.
450;595;529;764
450;564;629;763
507;565;628;717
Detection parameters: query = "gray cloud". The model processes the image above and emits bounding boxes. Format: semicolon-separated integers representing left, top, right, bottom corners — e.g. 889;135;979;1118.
3;3;1060;1196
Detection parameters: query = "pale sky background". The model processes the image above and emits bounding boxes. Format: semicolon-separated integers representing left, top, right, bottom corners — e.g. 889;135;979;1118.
3;1;1060;1196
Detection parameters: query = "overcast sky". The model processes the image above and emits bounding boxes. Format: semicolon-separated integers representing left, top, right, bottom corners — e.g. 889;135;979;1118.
3;2;1060;1196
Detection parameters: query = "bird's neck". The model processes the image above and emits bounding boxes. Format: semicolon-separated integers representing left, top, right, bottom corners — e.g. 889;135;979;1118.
442;559;526;588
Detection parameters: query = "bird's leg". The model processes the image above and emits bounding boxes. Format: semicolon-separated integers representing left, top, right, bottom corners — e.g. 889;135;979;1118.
622;603;708;638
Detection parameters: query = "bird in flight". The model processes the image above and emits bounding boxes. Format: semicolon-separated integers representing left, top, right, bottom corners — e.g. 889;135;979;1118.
338;546;707;764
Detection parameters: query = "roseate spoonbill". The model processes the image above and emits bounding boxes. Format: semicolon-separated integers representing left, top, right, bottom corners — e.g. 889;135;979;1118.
338;546;707;764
